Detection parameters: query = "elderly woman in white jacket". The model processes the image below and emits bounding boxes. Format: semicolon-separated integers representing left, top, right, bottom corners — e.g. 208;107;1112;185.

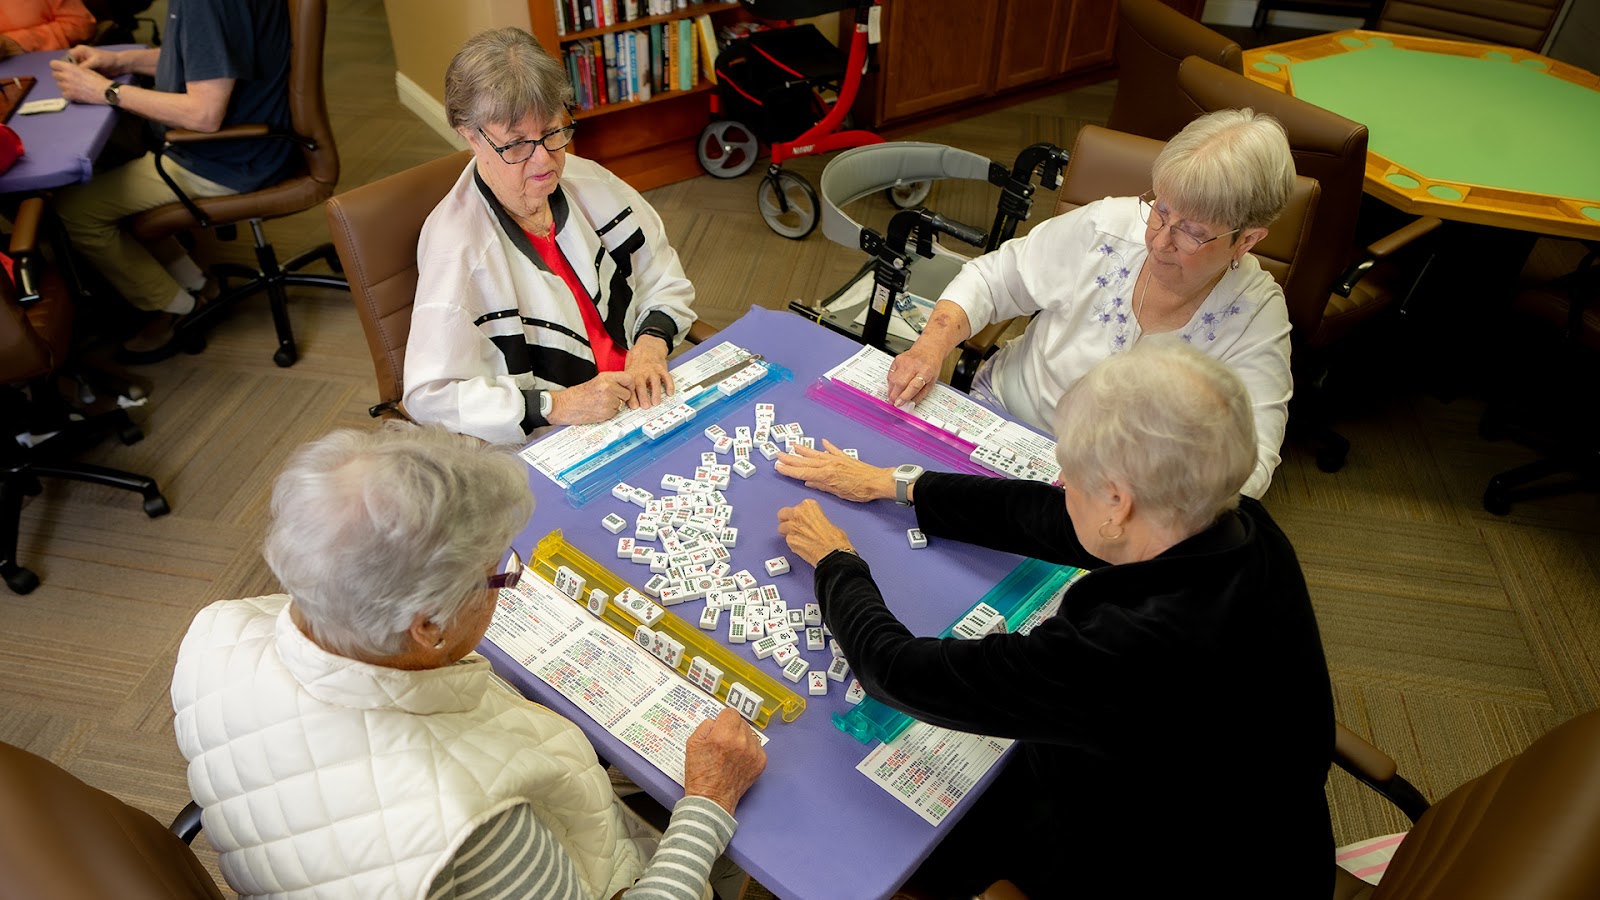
404;27;699;445
887;109;1297;499
172;425;764;900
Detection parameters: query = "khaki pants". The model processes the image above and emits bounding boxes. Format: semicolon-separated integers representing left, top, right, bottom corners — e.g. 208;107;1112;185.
55;153;236;312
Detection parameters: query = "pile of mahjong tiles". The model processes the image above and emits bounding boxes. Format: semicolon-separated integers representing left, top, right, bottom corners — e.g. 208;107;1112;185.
580;401;871;713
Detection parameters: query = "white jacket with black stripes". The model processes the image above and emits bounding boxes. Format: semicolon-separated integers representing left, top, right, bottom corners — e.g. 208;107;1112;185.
403;155;697;445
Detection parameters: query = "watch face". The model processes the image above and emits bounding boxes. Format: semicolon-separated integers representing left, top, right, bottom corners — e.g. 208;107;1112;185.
894;464;921;479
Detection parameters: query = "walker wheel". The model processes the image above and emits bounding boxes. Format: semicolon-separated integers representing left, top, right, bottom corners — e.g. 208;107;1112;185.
886;180;932;209
758;170;819;240
697;121;759;179
3;563;39;595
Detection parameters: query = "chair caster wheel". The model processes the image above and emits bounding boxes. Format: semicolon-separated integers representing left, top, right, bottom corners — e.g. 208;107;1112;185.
182;335;206;355
119;423;144;445
273;346;297;368
143;493;171;517
1483;485;1511;516
3;563;40;595
1315;447;1347;473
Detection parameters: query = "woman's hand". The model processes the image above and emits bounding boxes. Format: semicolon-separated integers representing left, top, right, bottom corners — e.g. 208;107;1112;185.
682;708;767;816
623;334;674;410
548;372;634;425
774;440;895;503
886;342;942;408
777;499;855;567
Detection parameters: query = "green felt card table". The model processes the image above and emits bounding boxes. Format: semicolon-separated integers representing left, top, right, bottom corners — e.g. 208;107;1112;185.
1245;30;1600;241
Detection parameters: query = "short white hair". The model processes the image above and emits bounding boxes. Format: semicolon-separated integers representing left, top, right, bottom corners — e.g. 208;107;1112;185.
1151;108;1296;233
1052;339;1256;535
446;27;574;132
263;424;534;658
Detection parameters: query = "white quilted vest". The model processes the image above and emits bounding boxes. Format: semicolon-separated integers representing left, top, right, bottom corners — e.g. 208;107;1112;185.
171;595;650;900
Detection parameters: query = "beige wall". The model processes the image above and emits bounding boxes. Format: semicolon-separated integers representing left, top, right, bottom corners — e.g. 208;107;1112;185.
383;0;533;104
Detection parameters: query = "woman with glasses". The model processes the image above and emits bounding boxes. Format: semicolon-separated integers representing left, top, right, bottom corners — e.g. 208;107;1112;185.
404;27;699;445
887;109;1296;498
173;425;766;899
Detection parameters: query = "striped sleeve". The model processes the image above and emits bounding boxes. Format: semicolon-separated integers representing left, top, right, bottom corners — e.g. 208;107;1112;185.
624;797;737;900
426;797;736;900
426;804;585;900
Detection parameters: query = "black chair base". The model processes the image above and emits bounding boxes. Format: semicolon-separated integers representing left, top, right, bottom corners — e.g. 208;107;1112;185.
3;408;170;595
177;219;349;368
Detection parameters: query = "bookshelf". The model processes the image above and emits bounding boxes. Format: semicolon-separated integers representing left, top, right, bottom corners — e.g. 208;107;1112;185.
529;1;744;190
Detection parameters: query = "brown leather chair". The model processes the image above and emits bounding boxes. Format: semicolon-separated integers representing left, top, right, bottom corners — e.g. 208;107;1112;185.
127;0;348;369
951;125;1322;393
1378;0;1563;51
1173;56;1443;472
1107;0;1242;142
0;741;223;899
325;152;718;421
2;198;169;596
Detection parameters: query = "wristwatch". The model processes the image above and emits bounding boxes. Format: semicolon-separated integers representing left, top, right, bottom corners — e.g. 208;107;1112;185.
892;464;923;506
538;390;554;420
104;82;122;107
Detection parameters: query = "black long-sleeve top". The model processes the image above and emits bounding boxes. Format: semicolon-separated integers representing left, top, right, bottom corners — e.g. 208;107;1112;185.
816;473;1335;896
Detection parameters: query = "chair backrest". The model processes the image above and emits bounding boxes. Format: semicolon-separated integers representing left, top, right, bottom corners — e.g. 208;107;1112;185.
1371;709;1600;899
1054;124;1321;301
1106;0;1242;142
325;151;472;414
1378;0;1562;51
1174;56;1368;342
128;0;338;239
0;741;224;900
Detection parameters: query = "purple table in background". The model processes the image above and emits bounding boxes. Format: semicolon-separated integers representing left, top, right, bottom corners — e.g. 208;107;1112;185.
0;48;134;193
482;307;1034;900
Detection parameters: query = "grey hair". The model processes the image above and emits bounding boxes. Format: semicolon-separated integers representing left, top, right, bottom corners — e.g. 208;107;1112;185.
263;424;534;659
1052;339;1255;535
1151;108;1296;234
445;27;574;132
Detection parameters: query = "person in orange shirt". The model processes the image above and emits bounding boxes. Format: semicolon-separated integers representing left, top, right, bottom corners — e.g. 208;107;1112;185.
0;0;96;58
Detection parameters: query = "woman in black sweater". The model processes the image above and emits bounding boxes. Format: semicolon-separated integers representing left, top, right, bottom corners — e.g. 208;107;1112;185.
776;340;1334;898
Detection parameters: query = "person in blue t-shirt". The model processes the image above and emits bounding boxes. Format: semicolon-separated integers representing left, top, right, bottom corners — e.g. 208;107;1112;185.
50;0;291;363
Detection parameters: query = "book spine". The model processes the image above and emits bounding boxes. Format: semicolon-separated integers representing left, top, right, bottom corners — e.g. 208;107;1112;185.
579;0;594;31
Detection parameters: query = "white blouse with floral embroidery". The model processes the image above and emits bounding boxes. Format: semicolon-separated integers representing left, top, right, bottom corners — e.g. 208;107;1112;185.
942;195;1292;499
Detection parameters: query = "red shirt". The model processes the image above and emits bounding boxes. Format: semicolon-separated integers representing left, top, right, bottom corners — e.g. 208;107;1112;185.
525;228;627;373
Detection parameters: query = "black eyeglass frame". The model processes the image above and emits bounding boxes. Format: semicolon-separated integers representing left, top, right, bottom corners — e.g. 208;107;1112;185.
1137;191;1240;255
486;548;524;591
477;122;579;165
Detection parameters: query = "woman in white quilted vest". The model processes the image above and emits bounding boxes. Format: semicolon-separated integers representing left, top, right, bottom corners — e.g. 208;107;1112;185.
171;425;765;900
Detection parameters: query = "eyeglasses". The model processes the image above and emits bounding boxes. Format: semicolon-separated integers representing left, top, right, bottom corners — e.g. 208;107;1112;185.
477;123;577;164
1137;192;1238;255
486;548;524;590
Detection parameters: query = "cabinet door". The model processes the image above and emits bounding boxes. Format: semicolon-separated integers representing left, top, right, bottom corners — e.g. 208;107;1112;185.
880;0;1001;120
1059;0;1116;74
994;0;1069;90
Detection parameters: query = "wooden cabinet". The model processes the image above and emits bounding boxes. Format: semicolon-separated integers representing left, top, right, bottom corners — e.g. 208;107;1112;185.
859;0;1121;129
527;2;742;190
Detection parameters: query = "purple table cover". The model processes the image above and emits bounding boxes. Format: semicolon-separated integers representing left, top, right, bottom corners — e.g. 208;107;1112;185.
484;307;1031;900
0;48;133;193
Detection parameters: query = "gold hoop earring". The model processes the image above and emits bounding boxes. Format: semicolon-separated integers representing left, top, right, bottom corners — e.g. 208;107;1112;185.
433;638;446;650
1098;519;1123;540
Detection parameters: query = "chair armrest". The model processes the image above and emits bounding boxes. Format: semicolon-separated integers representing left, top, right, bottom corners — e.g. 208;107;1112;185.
168;800;204;844
9;197;46;306
685;320;718;345
163;124;273;144
1335;216;1444;296
951;319;1012;392
1332;723;1431;824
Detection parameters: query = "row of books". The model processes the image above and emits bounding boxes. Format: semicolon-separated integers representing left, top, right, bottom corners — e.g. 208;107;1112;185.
553;0;697;36
565;16;719;111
